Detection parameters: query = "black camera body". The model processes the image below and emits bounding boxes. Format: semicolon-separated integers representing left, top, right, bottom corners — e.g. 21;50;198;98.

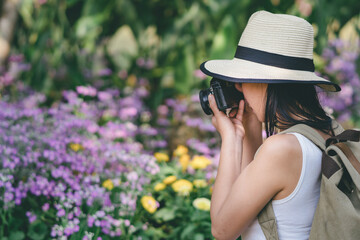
199;78;244;115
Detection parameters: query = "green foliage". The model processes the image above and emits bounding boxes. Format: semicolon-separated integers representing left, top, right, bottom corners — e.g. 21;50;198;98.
8;231;25;240
28;221;48;240
133;149;216;239
9;0;359;109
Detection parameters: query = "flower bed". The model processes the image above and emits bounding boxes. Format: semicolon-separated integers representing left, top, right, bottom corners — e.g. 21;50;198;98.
0;69;219;239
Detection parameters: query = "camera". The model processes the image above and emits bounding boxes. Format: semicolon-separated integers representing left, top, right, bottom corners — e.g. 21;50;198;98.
199;78;244;115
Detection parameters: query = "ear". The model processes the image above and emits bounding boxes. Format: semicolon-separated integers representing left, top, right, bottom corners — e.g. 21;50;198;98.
234;83;242;92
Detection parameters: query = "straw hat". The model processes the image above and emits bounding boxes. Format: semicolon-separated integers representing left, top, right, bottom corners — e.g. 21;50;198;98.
200;11;340;92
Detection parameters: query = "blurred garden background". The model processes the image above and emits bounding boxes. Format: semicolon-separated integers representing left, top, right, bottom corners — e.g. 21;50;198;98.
0;0;359;239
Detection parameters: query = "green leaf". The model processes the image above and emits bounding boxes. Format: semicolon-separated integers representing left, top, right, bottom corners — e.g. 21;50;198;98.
19;0;34;28
154;207;176;221
174;3;200;31
143;227;167;238
209;15;237;59
190;211;210;221
66;0;82;7
159;165;177;176
194;233;205;240
180;224;197;239
28;221;48;240
9;232;25;240
106;25;138;70
174;45;195;94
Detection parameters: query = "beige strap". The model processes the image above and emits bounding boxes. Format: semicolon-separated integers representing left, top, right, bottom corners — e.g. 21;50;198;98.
280;123;326;149
279;120;344;150
258;202;280;240
335;142;360;175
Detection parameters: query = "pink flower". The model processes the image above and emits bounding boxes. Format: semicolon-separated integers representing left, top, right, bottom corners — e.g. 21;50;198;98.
76;85;97;97
193;69;207;80
118;70;128;79
296;0;312;17
38;0;47;5
98;91;112;101
42;203;50;211
57;209;66;217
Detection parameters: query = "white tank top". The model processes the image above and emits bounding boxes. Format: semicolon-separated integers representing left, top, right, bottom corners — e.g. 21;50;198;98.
242;132;322;240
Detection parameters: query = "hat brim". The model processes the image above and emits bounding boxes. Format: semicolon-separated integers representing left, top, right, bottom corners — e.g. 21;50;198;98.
200;58;340;92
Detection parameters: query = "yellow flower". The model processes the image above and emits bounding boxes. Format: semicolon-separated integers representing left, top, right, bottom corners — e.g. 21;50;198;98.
179;154;190;172
209;185;213;194
127;74;137;87
163;175;177;185
173;145;188;157
172;179;193;196
154;152;169;162
190;155;212;170
69;143;84;152
141;196;158;214
193;179;208;188
102;179;114;191
154;182;166;191
193;198;211;211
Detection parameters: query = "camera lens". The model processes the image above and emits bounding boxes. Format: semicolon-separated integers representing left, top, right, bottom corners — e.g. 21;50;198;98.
199;89;213;115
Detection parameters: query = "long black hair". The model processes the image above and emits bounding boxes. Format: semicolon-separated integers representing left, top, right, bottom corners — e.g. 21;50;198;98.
265;84;334;137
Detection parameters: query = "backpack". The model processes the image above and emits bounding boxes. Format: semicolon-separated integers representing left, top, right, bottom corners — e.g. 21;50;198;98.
257;120;360;240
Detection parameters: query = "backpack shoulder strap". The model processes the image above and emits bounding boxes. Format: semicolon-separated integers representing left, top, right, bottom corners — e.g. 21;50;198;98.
279;120;344;150
258;202;280;240
279;124;326;149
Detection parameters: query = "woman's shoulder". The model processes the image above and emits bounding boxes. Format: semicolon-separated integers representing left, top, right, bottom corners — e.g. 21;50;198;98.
251;133;303;200
255;133;302;170
260;133;301;156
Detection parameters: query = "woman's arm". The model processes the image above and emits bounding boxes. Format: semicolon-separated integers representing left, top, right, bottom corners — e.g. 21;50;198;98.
210;134;243;224
211;134;298;240
207;94;300;240
208;95;262;225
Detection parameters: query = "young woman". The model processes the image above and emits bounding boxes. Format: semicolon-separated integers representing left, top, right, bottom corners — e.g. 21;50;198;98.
199;11;341;240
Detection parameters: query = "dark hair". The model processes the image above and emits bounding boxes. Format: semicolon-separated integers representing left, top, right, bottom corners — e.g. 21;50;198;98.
265;84;334;138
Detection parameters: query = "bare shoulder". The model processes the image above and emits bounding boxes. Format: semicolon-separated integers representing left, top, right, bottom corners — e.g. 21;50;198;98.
261;133;300;154
244;133;303;201
254;133;302;171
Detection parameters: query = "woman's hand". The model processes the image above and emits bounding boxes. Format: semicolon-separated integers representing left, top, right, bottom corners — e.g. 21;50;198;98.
208;94;245;140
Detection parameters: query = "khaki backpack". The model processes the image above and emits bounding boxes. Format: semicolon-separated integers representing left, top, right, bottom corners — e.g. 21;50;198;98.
257;120;360;240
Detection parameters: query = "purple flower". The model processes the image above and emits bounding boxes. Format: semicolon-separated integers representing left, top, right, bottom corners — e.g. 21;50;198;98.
124;219;131;226
87;216;95;227
157;105;169;115
57;209;66;217
76;85;97;97
98;91;113;101
42;203;50;211
9;54;24;62
145;59;155;69
26;211;37;223
96;210;105;218
119;107;138;119
136;58;146;67
97;68;112;77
